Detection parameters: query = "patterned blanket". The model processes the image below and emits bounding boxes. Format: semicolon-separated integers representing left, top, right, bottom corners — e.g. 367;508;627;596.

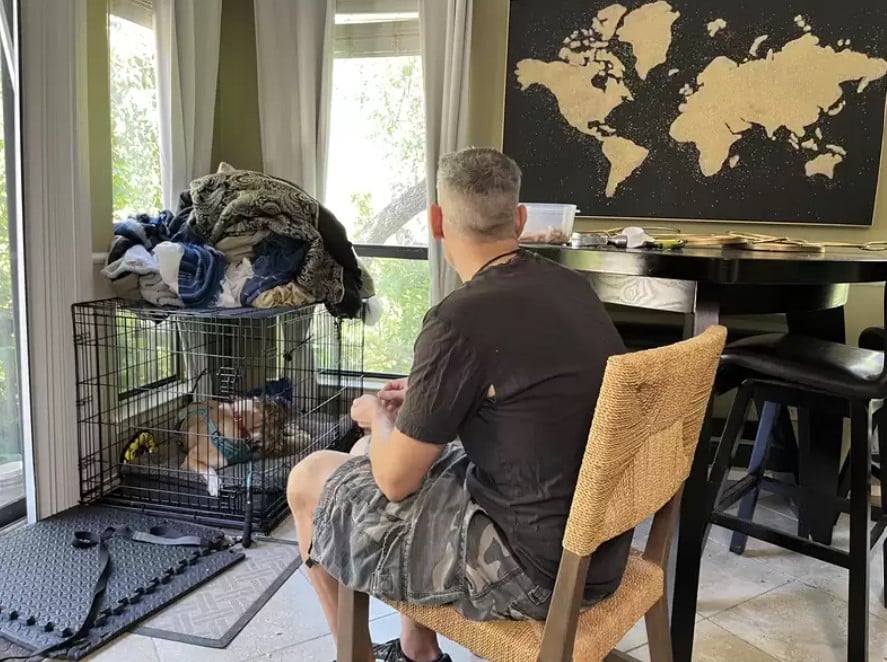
188;169;345;307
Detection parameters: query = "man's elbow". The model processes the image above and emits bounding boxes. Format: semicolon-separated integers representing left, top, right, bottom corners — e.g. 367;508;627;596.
373;469;419;503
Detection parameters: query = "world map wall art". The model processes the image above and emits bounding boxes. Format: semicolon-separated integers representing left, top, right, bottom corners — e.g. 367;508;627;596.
503;0;887;225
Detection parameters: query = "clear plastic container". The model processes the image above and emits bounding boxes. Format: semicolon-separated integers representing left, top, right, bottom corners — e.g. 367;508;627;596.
520;203;577;244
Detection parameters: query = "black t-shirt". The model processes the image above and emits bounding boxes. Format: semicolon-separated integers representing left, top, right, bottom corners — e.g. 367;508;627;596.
396;251;633;598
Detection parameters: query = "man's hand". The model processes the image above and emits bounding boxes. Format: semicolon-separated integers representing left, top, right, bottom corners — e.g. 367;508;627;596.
378;377;408;416
352;383;442;503
351;395;384;429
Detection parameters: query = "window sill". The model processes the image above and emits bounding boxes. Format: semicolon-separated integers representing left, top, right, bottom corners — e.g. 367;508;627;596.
354;244;428;260
316;373;393;395
115;382;188;424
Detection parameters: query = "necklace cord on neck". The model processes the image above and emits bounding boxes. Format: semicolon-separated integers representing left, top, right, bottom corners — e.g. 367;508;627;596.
476;249;522;276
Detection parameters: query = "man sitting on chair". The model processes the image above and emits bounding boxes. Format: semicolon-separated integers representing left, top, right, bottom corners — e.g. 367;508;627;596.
287;148;631;662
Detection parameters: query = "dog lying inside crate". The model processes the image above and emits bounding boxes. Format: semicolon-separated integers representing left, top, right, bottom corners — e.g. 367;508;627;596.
179;398;311;496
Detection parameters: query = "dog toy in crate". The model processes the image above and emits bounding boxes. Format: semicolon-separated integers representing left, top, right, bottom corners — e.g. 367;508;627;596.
121;430;157;464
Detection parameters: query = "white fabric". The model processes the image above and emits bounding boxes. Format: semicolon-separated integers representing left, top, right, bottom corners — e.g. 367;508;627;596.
420;0;474;304
153;0;223;209
253;0;334;198
218;259;255;308
101;245;158;279
362;296;384;327
139;272;183;307
154;241;185;293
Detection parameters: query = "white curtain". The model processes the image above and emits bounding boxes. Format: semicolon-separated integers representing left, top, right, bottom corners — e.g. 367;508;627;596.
420;0;473;304
21;0;94;518
253;0;335;198
153;0;223;209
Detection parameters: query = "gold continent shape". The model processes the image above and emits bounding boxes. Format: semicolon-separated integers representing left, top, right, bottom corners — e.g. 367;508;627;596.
670;33;887;177
516;2;682;196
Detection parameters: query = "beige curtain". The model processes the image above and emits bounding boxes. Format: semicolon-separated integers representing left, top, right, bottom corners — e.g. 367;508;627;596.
153;0;223;209
253;0;335;198
420;0;474;304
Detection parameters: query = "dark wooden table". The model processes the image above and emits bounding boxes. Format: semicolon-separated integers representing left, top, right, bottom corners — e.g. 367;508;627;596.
527;244;887;662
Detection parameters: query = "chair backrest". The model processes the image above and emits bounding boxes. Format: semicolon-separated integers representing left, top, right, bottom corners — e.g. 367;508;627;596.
562;325;727;558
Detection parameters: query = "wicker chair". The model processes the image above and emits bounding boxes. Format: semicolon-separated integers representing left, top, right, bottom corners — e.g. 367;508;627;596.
337;325;727;662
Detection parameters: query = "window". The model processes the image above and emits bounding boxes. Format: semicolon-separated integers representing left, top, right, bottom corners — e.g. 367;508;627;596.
108;0;162;221
0;0;23;527
107;1;180;398
326;0;429;376
115;312;179;399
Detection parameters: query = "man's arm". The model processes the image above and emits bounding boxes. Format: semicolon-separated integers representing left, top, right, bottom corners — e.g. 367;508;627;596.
360;312;484;502
352;395;444;502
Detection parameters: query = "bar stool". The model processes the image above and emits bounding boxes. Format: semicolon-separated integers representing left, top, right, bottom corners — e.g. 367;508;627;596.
729;325;887;553
858;327;886;520
704;332;887;662
725;396;802;555
859;327;885;351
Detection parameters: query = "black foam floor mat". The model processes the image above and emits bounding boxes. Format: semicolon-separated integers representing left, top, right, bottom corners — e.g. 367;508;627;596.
0;505;244;659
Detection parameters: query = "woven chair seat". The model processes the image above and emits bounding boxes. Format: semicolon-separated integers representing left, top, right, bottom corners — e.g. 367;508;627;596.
388;550;662;662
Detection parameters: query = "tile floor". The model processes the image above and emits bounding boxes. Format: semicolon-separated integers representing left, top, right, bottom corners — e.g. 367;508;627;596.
84;494;887;661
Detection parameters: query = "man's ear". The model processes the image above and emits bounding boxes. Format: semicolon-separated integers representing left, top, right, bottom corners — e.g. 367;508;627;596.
430;204;445;240
515;204;528;237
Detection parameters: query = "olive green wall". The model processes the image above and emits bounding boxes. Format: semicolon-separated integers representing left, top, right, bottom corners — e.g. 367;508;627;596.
466;0;886;342
211;0;263;172
89;0;263;254
88;0;113;252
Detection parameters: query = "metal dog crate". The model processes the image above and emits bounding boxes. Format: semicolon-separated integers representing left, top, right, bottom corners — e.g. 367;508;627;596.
72;300;364;545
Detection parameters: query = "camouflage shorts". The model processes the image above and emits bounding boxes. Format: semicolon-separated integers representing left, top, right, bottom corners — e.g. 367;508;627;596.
309;444;552;621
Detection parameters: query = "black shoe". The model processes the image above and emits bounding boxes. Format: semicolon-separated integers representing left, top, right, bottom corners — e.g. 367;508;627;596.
373;639;452;662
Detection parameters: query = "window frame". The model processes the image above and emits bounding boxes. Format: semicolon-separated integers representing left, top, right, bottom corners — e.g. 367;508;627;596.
113;313;185;415
109;0;152;30
337;0;416;13
334;19;420;59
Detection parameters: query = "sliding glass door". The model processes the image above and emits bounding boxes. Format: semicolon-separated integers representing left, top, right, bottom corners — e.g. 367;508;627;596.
0;0;24;528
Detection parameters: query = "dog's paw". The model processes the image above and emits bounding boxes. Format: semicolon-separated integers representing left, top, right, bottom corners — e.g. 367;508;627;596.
283;424;313;451
206;470;221;497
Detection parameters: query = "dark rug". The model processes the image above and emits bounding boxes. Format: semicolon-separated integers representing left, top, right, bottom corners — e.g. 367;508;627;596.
134;536;301;648
0;505;244;660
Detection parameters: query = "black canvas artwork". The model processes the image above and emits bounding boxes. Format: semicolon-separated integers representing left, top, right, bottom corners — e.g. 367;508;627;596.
504;0;887;225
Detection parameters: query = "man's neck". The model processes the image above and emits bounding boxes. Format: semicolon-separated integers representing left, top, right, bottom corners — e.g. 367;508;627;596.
453;239;521;282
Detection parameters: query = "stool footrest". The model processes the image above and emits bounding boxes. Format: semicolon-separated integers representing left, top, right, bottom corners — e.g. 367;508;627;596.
717;475;759;511
710;511;851;568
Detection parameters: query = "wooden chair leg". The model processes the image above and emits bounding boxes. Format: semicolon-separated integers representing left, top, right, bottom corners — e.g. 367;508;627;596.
848;402;872;662
644;596;673;662
337;585;371;662
604;650;641;661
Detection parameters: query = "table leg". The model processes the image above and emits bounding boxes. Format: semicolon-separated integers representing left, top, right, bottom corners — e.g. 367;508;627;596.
787;306;846;545
670;295;720;662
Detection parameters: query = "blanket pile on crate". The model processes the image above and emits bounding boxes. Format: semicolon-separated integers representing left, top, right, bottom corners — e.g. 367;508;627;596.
102;163;376;319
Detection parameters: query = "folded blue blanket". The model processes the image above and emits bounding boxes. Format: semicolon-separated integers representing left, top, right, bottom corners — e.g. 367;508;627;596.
240;235;309;306
246;378;293;407
178;244;225;307
108;211;177;264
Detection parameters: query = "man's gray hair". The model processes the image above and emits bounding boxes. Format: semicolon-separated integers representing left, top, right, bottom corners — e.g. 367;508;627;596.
437;148;522;240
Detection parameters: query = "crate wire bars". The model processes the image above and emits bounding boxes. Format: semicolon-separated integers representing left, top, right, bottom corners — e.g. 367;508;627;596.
72;300;364;546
